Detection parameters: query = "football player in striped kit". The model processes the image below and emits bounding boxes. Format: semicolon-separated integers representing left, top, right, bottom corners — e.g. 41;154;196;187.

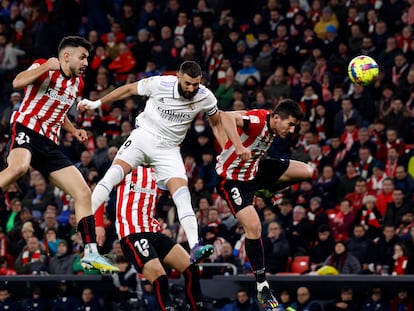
216;99;314;310
0;36;118;273
96;165;204;311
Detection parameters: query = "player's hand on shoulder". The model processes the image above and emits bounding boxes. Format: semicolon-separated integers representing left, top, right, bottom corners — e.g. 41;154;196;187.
46;57;60;71
73;128;88;142
77;99;102;112
236;146;251;161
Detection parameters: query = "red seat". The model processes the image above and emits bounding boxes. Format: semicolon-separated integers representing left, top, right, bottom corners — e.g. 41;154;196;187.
291;256;310;274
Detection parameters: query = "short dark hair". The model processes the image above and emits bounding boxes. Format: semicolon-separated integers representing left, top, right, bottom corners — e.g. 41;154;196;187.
179;61;202;78
272;98;304;121
58;36;92;54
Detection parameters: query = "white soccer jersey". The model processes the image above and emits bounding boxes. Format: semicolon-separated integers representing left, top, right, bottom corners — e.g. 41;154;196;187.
136;75;218;146
115;166;161;238
216;109;275;181
11;59;83;144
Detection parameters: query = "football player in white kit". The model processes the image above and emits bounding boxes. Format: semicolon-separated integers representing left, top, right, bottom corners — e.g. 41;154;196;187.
78;61;227;262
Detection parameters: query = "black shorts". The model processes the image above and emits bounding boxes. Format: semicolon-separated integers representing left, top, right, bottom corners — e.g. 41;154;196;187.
255;158;290;190
216;158;290;215
120;232;177;271
9;123;73;178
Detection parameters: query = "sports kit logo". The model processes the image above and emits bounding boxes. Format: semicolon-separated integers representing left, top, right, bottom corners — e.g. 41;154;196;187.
231;187;242;206
134;239;150;257
16;132;30;145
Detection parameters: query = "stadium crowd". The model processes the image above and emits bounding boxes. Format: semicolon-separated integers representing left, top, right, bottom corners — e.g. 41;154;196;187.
1;0;414;309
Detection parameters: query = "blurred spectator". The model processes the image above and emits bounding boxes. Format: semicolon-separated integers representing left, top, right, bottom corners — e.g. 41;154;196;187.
264;67;291;101
0;286;16;310
228;289;260;311
42;227;61;257
313;165;339;210
391;242;409;275
275;199;294;230
93;135;110;175
349;127;377;163
0;255;16;276
389;287;413;311
107;42;136;84
215;68;241;111
344;178;371;213
403;226;414;274
213;241;243;275
375;225;401;275
77;287;103;311
234;55;261;86
49;240;75;274
367;162;387;194
395;210;414;240
263;221;290;274
18;286;48;311
290;286;324;311
337;162;359;200
347;224;376;274
333;97;363;137
322;138;349;175
375;128;405;162
376;177;395;217
307;196;329;238
324;286;359;311
151;25;174;71
360;286;389;311
354;146;376;179
278;289;295;311
383;96;410;138
111;255;142;311
119;2;139;43
14;236;48;275
129;28;153;73
330;199;356;241
285;205;313;256
21;177;56;220
384;188;414;227
50;281;81;310
323;240;361;274
354;195;383;240
309;224;335;271
393;165;414;198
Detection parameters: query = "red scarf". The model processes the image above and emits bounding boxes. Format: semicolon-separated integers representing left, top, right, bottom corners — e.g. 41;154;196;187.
22;248;41;265
355;156;373;179
360;210;381;228
385;160;398;178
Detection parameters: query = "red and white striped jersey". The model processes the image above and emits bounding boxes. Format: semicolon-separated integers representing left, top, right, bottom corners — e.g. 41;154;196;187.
115;166;161;239
11;59;83;144
216;109;275;181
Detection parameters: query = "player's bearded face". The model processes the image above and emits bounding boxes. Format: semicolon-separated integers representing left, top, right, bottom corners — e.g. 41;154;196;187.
275;115;297;138
178;74;200;99
69;48;89;77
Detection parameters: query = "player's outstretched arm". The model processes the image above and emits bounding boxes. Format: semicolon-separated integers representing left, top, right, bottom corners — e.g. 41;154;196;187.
208;111;227;150
13;57;60;90
77;81;139;111
220;111;251;161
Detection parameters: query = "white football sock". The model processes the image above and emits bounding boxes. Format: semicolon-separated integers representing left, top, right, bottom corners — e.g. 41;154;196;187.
173;186;199;248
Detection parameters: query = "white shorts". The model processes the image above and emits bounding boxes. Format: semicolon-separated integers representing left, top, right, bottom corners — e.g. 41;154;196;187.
115;127;187;187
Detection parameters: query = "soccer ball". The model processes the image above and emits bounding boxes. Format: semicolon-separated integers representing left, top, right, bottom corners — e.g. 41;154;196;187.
348;55;379;86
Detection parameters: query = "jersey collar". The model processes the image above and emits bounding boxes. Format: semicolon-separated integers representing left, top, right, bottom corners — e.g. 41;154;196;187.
173;80;180;99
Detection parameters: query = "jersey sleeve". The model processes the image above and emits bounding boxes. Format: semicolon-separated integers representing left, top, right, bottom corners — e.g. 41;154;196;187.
245;110;267;136
137;75;161;97
28;59;49;82
203;91;218;117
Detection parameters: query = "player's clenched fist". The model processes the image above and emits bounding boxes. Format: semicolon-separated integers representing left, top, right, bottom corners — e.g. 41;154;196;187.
77;99;102;112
